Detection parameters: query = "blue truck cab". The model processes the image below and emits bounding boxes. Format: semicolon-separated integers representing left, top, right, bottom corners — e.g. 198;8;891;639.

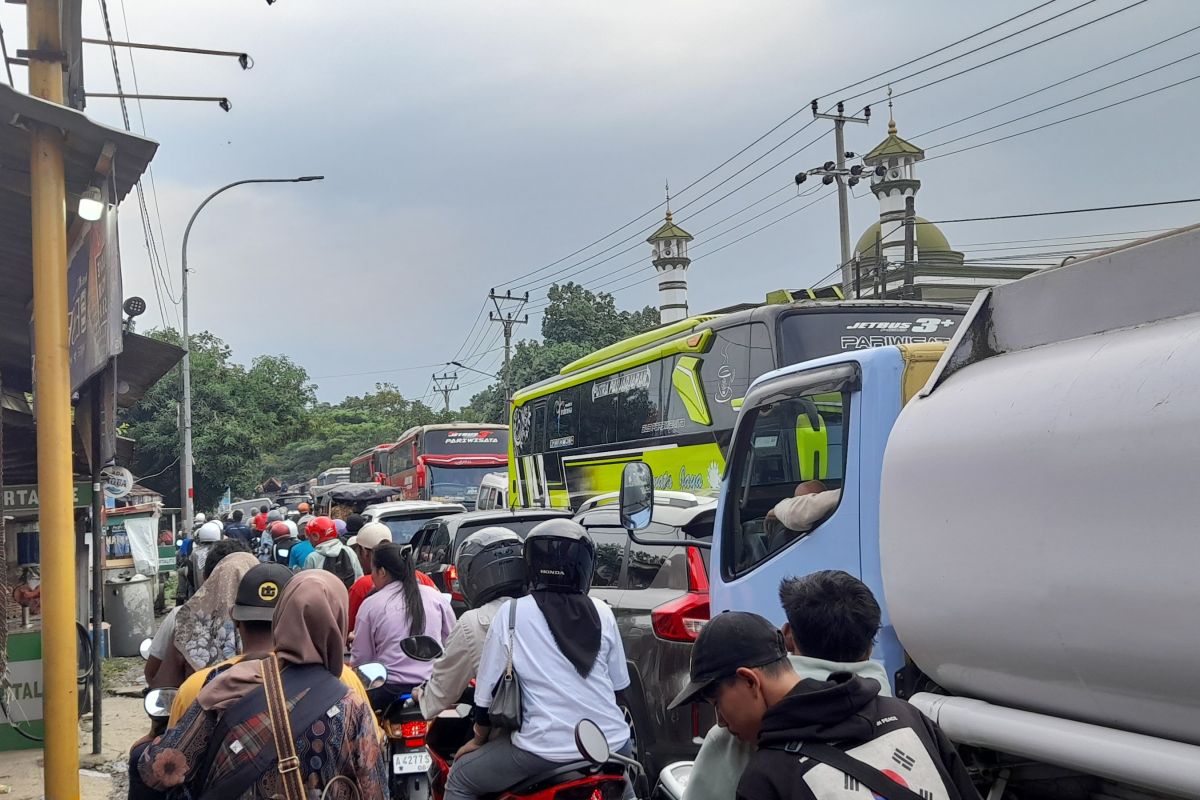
705;342;947;686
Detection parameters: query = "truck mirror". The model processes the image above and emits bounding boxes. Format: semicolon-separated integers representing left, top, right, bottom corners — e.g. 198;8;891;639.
620;462;654;532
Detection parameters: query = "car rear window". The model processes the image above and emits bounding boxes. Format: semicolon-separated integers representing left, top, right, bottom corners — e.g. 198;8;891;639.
451;516;567;555
626;519;713;591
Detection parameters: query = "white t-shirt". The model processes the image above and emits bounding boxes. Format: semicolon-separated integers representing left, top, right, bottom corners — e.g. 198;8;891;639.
476;595;631;761
147;606;180;660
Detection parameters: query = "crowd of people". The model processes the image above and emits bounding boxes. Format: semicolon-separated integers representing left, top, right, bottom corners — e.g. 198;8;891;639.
132;503;979;800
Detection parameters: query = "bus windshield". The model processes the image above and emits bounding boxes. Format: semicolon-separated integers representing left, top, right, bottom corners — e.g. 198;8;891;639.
428;465;496;503
780;310;962;365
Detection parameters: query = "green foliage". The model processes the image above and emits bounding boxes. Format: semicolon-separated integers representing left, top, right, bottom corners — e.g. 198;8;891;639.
465;283;660;421
262;384;448;484
121;329;315;510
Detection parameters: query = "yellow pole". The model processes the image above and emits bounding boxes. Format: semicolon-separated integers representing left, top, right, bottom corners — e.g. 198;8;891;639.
27;1;80;797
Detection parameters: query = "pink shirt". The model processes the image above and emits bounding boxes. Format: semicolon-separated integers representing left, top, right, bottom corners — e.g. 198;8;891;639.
350;582;454;685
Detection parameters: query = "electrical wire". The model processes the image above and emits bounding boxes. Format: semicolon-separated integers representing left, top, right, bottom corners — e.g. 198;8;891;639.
927;49;1200;151
922;197;1200;225
496;1;1093;294
914;23;1200;141
848;0;1147;110
926;71;1200;161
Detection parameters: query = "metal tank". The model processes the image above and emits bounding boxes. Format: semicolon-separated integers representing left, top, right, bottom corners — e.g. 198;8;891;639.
880;226;1200;749
104;574;155;657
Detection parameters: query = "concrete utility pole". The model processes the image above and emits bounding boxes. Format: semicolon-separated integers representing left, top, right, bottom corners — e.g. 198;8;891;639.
179;177;322;527
25;1;79;794
487;289;529;412
432;371;459;413
811;100;871;288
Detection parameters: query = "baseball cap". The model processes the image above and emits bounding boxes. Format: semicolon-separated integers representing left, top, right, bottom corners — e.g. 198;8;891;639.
231;563;294;622
355;521;391;551
667;611;787;709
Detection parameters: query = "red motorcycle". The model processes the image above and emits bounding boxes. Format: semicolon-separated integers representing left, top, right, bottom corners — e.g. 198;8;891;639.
398;635;639;800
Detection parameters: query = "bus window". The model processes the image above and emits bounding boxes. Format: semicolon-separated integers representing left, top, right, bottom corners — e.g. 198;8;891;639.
725;390;848;576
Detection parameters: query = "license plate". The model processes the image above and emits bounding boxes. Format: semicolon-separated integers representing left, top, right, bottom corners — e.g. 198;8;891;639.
393;751;432;775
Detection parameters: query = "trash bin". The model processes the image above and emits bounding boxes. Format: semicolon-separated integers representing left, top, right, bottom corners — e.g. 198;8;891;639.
104;574;154;657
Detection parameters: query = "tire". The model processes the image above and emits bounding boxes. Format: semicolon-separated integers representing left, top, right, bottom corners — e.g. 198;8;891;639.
618;693;653;798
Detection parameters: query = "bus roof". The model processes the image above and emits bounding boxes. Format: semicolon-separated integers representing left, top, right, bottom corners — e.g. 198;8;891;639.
514;298;965;403
393;421;509;445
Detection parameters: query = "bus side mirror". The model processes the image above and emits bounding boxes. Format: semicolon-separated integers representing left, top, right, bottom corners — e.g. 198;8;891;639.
620;462;654;533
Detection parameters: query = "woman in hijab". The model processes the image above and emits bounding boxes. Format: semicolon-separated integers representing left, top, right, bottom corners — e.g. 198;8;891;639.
138;570;387;799
147;544;257;689
444;519;633;800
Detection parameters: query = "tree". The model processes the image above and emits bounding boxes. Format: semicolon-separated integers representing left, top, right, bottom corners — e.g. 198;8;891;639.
120;329;314;511
261;384;448;483
464;283;660;422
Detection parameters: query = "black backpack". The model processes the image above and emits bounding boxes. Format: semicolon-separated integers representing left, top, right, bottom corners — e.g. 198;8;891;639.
322;547;357;588
273;539;296;567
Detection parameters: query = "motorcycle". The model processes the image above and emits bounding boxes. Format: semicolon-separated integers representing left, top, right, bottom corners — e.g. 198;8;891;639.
394;634;642;800
650;762;691;800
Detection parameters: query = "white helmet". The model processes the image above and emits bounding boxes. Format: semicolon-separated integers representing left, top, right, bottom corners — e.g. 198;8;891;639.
197;521;222;543
194;513;207;524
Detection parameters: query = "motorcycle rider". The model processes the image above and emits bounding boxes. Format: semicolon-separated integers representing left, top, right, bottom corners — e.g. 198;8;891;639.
445;519;633;800
304;516;363;586
352;541;455;709
416;527;528;719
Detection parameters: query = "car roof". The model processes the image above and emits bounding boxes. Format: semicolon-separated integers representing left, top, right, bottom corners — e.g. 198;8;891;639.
363;500;467;517
430;507;572;532
574;497;717;528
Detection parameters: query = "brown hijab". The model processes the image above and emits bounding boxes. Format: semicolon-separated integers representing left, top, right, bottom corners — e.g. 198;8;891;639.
198;570;349;711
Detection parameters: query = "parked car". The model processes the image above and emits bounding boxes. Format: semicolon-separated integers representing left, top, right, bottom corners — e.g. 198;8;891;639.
408;507;573;612
360;500;466;545
474;472;508;511
573;491;716;783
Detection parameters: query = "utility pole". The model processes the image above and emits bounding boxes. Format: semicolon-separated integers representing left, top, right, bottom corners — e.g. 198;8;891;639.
811;100;871;289
488;289;529;413
432;371;459;413
26;1;80;795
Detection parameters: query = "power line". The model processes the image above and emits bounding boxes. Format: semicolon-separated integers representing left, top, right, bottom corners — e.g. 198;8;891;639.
926;71;1200;161
927;49;1200;151
914;23;1200;141
496;1;1093;294
848;0;1145;109
922;197;1200;225
957;227;1170;247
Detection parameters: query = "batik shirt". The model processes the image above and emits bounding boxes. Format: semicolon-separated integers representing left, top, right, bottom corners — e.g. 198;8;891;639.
139;679;387;799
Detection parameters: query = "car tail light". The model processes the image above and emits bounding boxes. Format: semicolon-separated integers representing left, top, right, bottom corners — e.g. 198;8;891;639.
652;548;710;642
446;564;464;602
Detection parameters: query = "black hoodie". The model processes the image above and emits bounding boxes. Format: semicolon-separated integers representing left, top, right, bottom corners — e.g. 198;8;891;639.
736;673;981;800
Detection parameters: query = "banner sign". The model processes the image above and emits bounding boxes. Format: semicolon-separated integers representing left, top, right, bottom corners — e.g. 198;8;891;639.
67;179;123;392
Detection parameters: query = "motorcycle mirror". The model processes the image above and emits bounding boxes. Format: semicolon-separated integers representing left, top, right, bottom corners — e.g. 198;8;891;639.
619;462;654;533
138;638;154;661
356;662;388;690
144;688;177;719
399;635;444;662
575;719;610;765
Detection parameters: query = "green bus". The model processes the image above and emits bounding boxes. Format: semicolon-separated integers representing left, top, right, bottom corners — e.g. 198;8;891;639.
509;292;966;509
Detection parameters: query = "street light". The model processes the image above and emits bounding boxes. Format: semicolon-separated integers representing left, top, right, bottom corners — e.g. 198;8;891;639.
77;186;104;221
448;360;499;380
179;176;324;527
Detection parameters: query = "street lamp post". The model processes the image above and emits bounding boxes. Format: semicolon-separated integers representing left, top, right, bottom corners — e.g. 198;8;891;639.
179;176;323;527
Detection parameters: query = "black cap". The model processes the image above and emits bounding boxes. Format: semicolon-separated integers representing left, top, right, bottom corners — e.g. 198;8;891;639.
231;563;294;622
668;611;786;709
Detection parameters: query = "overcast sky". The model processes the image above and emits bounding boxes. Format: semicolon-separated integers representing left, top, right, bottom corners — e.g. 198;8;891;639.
4;0;1197;404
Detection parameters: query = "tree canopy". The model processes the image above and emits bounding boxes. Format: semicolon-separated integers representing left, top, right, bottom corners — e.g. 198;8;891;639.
121;283;658;510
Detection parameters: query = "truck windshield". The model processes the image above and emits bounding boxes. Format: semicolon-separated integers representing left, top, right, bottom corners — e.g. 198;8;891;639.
780;310;962;366
724;389;849;577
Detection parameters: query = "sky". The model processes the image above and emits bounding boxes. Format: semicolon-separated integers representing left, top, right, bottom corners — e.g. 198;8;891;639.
4;0;1198;405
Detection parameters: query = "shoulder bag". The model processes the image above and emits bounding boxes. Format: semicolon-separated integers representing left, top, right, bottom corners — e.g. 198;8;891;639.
488;599;523;730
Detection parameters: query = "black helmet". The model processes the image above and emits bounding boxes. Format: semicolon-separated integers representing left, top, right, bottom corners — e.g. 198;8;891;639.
457;527;528;608
524;519;595;595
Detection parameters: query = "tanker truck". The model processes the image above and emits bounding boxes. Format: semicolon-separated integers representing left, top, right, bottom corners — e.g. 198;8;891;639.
627;224;1200;799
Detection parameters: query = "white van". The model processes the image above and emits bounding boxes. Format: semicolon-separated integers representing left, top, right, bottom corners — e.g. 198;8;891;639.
474;472;509;511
